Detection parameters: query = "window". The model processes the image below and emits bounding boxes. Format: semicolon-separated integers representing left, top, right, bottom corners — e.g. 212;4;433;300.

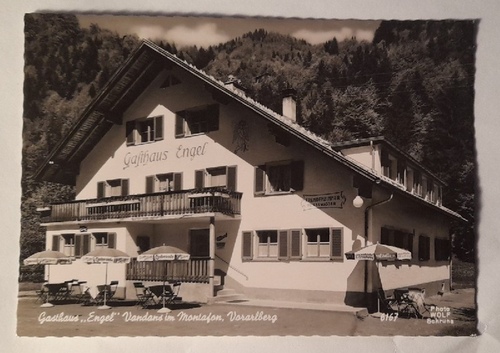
176;104;219;137
305;228;343;260
397;160;406;186
146;173;182;193
195;166;237;191
381;227;413;254
97;179;129;198
190;229;209;258
426;178;434;202
126;116;163;146
62;234;75;257
254;161;304;195
434;238;450;261
257;230;278;258
413;170;422;196
418;235;430;261
306;228;330;257
242;228;342;261
93;232;116;251
381;150;394;179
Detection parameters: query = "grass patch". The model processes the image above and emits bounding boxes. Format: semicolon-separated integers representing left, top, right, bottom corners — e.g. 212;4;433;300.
452;257;476;289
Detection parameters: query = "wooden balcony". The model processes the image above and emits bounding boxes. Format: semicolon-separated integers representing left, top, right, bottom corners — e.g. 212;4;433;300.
126;257;209;283
39;188;242;223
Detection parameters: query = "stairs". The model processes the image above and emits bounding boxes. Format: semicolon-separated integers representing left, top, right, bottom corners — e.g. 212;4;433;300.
210;288;247;303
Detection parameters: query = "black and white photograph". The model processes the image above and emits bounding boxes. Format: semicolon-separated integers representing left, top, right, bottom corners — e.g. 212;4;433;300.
17;12;477;337
2;1;500;352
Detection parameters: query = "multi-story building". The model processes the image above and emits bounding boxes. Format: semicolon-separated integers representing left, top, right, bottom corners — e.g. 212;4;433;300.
34;40;464;309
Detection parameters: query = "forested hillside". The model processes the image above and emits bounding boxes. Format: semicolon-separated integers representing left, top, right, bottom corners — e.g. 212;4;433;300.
21;14;477;271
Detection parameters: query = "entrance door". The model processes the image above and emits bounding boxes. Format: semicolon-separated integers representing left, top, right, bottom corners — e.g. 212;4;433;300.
189;229;209;258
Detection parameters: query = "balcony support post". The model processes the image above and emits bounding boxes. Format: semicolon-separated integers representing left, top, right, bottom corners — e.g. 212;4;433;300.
208;216;216;297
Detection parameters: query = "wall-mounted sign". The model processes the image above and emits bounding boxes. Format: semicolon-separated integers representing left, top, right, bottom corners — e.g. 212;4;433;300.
301;192;346;210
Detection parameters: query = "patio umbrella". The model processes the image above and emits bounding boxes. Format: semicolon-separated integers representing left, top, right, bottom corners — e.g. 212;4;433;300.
345;242;411;314
137;245;190;313
81;248;130;310
345;243;412;261
23;250;73;307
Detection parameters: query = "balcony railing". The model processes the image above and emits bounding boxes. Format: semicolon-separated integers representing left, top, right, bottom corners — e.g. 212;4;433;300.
126;258;209;283
40;188;242;223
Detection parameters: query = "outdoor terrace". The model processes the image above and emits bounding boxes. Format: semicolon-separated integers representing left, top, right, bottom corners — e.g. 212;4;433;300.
38;188;242;223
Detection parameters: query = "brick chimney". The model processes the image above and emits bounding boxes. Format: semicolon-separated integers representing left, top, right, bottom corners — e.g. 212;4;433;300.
282;88;297;122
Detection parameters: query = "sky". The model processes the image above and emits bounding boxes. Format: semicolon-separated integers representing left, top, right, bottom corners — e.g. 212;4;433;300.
77;14;381;48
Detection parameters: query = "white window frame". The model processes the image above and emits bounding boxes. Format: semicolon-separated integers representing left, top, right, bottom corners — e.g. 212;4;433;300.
126;116;163;146
256;230;279;258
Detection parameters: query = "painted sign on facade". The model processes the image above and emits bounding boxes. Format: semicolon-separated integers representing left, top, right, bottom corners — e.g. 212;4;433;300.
123;142;209;169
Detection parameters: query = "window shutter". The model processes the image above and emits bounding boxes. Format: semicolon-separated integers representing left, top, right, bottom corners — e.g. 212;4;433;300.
407;233;414;254
207;104;219;132
290;229;302;259
290;160;304;191
126;121;136;145
173;173;182;191
154;116;163;140
52;235;60;252
330;228;343;260
75;235;82;257
175;113;185;138
97;182;106;199
145;176;155;194
195;170;205;189
242;231;253;260
227;166;237;191
380;227;389;245
394;230;405;249
254;165;266;195
121;179;129;196
82;234;91;256
419;235;430;261
278;230;289;260
108;232;116;249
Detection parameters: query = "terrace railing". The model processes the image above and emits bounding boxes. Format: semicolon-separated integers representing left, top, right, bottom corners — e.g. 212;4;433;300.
39;188;242;223
126;257;209;283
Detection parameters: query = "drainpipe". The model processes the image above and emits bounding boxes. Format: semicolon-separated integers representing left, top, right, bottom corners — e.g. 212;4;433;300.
363;191;393;307
209;217;216;298
370;140;375;171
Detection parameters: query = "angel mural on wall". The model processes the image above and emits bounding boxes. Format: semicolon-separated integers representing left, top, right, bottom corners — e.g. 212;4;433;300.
232;119;250;154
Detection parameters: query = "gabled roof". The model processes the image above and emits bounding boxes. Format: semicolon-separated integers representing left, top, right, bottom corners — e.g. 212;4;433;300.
34;40;465;222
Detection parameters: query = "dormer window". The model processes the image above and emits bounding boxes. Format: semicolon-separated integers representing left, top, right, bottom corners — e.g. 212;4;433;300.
381;150;396;180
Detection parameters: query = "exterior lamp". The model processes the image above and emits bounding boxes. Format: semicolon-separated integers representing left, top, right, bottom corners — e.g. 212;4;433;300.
353;195;364;208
